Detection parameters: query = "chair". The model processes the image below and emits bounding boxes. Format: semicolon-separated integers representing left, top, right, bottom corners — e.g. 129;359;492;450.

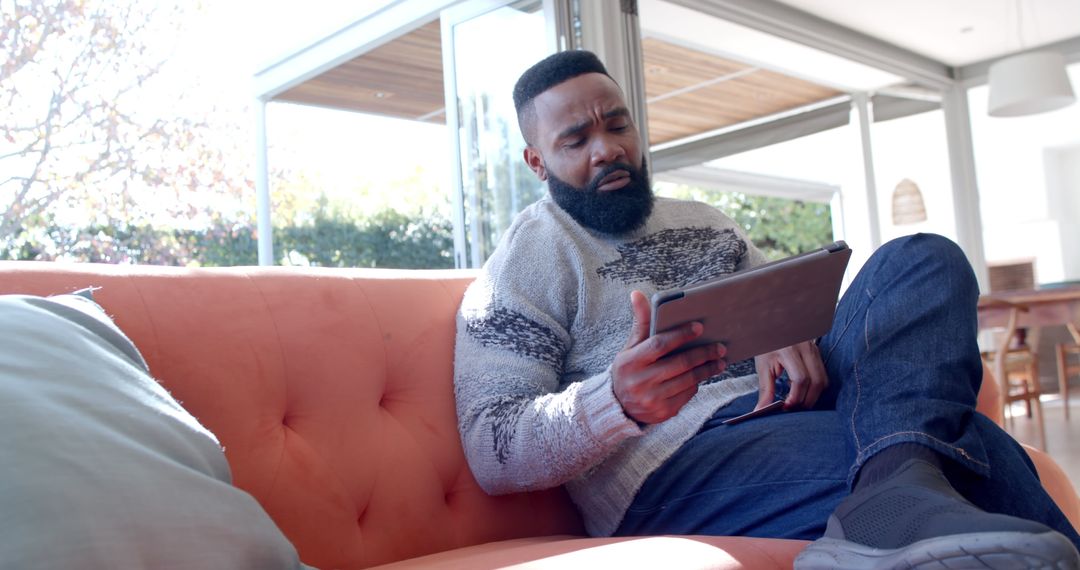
1056;323;1080;420
999;341;1042;420
981;310;1048;450
982;260;1047;449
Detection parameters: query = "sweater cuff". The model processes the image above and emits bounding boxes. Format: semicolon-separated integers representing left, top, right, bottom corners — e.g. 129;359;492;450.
576;370;643;444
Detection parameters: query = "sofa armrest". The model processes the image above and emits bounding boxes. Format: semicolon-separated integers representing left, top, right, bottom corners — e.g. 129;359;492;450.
979;365;1078;531
1023;444;1080;532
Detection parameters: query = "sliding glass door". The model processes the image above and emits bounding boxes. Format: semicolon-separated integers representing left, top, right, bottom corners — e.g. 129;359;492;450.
442;0;554;268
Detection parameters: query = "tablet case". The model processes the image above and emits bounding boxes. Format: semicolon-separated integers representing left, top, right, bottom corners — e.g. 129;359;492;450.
649;241;851;363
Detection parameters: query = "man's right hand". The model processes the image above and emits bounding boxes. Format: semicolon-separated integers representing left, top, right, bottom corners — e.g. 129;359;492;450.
612;290;728;425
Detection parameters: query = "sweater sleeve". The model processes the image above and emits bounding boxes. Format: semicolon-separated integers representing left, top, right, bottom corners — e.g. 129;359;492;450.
453;218;642;495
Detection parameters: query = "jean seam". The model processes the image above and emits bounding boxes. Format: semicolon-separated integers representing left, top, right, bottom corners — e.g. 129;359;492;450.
850;358;863;450
846;290;876;452
856;431;990;469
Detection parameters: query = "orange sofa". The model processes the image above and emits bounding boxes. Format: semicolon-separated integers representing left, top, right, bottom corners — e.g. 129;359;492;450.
2;261;1077;569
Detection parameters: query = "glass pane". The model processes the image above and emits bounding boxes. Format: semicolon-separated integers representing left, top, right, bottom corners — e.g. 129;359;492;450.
450;1;548;267
869;109;956;245
268;104;453;270
704;125;852;258
654;182;835;261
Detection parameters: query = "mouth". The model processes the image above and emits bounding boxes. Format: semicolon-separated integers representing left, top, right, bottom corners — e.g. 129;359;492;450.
596;170;631;192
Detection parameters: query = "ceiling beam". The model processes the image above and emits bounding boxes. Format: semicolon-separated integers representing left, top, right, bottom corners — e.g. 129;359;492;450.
651;94;937;176
651;99;851;172
664;0;954;89
253;0;460;101
656;165;838;202
954;35;1080;87
871;95;940;123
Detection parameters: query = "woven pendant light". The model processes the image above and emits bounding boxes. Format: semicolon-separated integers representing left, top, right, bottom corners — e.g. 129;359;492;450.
892;178;927;225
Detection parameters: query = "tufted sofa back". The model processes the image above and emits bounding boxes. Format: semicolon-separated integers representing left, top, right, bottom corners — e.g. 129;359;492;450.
1;262;584;569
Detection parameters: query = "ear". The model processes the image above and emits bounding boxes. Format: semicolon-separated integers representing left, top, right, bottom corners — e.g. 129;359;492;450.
523;146;547;181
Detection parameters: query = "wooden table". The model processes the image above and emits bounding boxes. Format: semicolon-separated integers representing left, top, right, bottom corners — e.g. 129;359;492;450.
977;284;1080;449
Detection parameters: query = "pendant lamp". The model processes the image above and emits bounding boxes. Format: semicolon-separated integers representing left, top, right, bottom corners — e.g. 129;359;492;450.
988;51;1076;117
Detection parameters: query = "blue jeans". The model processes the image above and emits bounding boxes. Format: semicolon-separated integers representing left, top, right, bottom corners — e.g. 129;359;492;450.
615;234;1080;549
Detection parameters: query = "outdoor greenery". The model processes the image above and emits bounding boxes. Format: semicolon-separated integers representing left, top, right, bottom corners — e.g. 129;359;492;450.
657;184;834;260
2;1;831;269
1;204;455;269
274;203;454;269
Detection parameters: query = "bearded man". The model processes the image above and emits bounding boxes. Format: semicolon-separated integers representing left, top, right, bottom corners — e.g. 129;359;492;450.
453;49;1080;569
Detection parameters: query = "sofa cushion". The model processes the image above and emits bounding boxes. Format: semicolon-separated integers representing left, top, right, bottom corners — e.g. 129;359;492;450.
0;294;306;569
1024;444;1080;530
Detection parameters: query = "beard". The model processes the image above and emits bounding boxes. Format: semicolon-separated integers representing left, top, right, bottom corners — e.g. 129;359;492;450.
547;158;654;235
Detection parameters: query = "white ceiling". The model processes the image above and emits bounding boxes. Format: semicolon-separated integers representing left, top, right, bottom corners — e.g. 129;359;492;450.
641;0;904;91
774;0;1080;67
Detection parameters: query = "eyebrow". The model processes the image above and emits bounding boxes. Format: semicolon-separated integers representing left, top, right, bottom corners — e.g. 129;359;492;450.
556;107;631;141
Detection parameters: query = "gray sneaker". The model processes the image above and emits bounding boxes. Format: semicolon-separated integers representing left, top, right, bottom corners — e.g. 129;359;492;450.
794;459;1080;569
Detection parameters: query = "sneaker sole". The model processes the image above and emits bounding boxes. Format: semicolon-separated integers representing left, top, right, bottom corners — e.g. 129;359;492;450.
794;531;1080;570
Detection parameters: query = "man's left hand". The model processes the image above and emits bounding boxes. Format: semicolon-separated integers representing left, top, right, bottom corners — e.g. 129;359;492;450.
754;341;828;411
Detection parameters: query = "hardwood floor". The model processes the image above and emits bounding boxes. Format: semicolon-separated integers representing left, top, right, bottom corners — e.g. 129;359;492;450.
999;393;1080;489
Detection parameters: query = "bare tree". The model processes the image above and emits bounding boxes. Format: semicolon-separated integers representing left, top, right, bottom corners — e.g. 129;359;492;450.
0;0;253;261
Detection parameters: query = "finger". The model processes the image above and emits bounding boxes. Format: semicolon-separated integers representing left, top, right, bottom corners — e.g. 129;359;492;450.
754;355;776;410
652;358;721;403
652;342;726;383
662;380;700;420
635;382;700;425
623;360;716;424
623;290;652;350
671;358;727;393
802;345;830;409
781;353;810;409
634;321;704;362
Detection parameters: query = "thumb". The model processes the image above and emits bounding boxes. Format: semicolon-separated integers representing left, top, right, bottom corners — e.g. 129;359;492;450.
623;290;651;350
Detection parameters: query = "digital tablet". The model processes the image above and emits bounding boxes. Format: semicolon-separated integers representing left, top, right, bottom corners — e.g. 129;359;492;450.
649;241;851;363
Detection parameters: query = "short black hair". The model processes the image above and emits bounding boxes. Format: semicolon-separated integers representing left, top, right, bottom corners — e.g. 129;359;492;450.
513;50;613;144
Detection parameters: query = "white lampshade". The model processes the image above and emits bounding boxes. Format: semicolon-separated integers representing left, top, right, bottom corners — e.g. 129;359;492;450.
988;51;1076;117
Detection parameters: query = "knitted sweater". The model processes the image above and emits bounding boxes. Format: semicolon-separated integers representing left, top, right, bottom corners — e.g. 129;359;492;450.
454;196;768;537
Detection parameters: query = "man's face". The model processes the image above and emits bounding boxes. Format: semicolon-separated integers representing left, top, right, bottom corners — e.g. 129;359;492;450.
546;158;653;235
523;73;652;234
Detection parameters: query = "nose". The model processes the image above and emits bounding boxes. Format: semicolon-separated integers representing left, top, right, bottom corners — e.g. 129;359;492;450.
590;134;626;167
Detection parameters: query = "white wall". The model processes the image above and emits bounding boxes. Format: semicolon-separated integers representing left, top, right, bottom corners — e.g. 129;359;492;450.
967;64;1080;285
870;110;959;246
1045;144;1080;282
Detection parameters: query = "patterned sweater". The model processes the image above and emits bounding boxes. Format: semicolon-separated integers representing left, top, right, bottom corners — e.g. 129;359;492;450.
454;196;768;536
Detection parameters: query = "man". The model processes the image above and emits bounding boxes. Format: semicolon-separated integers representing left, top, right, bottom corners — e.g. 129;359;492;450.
453;49;1080;569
